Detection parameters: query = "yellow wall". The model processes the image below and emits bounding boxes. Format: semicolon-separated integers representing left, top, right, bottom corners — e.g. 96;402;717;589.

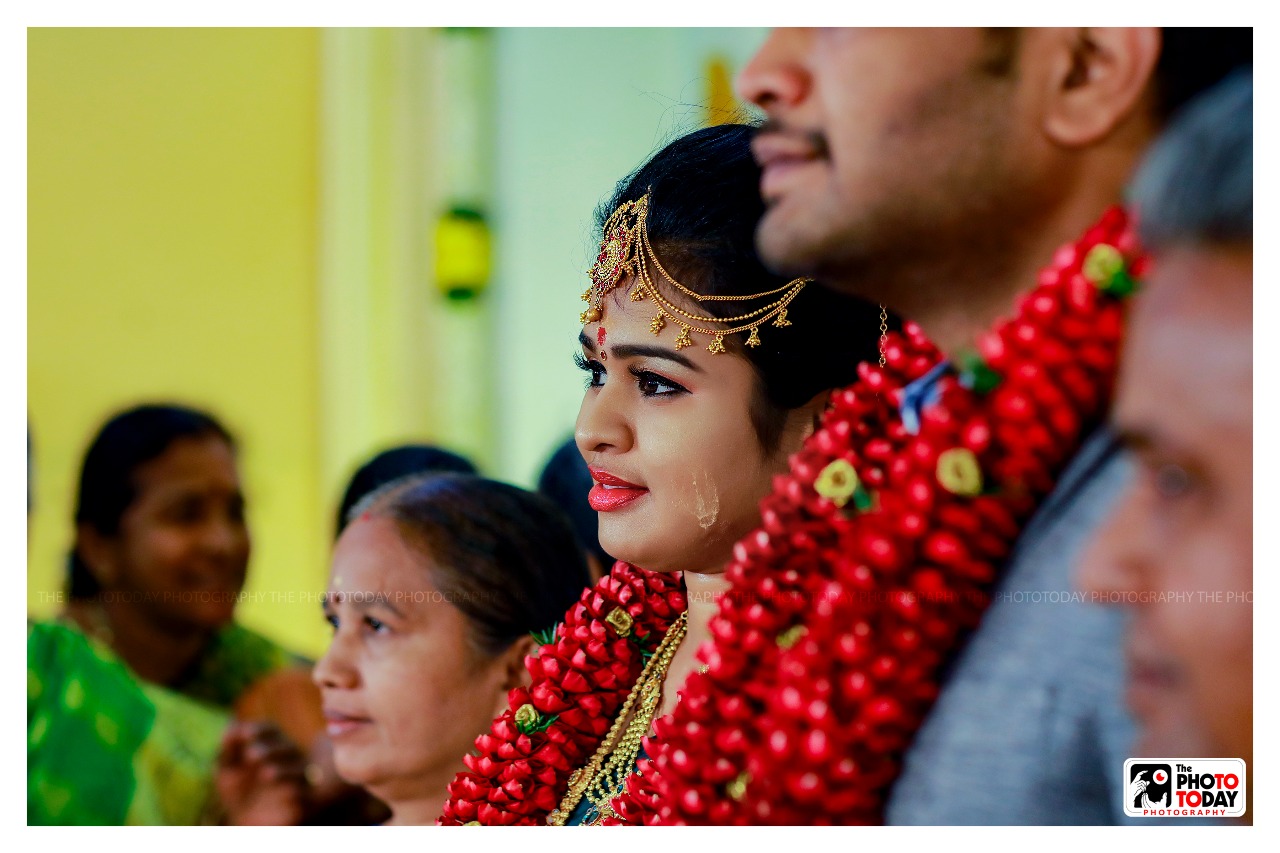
27;28;328;656
26;27;766;660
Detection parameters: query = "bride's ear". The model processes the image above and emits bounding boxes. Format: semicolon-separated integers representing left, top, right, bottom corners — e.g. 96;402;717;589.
803;389;834;439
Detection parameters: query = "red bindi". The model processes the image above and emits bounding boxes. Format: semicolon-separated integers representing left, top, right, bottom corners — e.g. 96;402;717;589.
597;326;607;348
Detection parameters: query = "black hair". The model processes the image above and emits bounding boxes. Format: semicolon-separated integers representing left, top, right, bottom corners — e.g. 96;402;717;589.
70;404;236;599
537;436;612;570
597;123;891;449
355;473;592;659
1131;71;1252;250
1154;28;1252;121
335;444;478;538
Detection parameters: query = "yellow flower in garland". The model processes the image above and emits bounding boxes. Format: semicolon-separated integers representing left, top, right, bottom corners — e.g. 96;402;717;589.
776;624;808;650
814;459;859;507
936;448;984;497
1082;243;1136;296
1082;244;1123;283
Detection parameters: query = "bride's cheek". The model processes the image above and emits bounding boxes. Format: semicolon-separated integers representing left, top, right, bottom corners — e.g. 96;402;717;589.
688;468;723;530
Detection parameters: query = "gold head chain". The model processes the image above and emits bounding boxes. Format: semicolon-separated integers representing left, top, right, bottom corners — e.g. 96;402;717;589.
579;190;810;354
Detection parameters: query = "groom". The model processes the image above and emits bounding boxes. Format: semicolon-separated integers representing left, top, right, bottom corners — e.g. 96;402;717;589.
737;28;1251;823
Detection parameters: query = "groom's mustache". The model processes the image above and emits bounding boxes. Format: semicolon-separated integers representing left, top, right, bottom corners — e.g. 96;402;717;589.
754;119;831;161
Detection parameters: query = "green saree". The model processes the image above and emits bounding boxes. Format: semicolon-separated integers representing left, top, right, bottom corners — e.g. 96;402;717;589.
27;621;228;825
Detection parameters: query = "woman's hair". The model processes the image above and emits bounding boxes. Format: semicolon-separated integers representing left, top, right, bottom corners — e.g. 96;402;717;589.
335;444;478;538
597;123;893;449
353;473;592;659
70;403;236;599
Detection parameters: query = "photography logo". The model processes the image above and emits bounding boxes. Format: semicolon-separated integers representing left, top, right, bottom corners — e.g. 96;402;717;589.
1123;758;1246;818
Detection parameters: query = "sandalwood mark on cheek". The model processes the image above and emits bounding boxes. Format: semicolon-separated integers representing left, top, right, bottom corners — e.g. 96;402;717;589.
692;470;720;530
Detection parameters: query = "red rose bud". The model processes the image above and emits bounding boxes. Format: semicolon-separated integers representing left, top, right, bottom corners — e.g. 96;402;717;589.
890;627;921;653
864;696;904;726
802;728;833;763
861;533;900;570
978;330;1009;369
1052;243;1081;271
492;718;518;741
923;530;967;566
857;363;888;392
871;655;900;682
889;589;921;621
992;388;1036;422
680;787;707;816
767;728;793;759
531;681;572;713
907;354;936;376
786;770;826;804
560;670;591;693
841;670;873;702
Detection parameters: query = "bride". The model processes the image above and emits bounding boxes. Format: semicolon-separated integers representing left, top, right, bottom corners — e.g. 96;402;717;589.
440;123;885;825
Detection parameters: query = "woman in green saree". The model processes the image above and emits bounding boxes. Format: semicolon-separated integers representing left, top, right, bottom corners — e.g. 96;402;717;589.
27;620;303;824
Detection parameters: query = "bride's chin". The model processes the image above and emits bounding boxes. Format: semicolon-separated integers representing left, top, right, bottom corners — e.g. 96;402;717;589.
600;548;682;574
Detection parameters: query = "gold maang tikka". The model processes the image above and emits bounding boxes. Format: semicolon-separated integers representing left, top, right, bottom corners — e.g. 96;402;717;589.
580;190;809;354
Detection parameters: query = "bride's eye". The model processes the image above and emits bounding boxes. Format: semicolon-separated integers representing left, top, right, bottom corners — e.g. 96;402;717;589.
573;352;606;388
632;368;687;397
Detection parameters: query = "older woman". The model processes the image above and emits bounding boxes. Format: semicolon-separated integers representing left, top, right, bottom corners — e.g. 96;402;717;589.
315;473;592;824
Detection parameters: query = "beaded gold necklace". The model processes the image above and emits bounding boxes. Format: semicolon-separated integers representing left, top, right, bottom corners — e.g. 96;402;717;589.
548;610;689;826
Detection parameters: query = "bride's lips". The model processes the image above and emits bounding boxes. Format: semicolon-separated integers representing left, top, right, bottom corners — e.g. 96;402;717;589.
588;467;649;512
323;709;372;739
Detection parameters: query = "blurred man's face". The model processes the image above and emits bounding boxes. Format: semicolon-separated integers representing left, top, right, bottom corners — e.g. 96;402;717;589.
1079;246;1252;765
736;28;1049;298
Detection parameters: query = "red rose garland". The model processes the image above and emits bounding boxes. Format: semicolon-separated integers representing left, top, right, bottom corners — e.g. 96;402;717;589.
632;206;1143;824
439;563;686;825
440;207;1143;826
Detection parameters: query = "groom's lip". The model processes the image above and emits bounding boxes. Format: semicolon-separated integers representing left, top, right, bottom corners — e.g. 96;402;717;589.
753;133;824;200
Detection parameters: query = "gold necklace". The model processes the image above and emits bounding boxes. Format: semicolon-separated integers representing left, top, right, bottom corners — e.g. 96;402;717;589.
547;610;689;826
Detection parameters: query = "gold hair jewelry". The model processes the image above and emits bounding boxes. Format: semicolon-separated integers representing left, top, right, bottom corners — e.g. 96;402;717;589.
580;190;809;354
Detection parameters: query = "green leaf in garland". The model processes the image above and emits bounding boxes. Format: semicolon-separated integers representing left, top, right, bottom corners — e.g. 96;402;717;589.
530;621;560;647
1099;269;1138;298
851;485;877;513
956;349;1002;394
513;703;559;735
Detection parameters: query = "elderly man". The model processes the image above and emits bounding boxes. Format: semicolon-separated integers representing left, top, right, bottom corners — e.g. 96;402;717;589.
1078;72;1252;821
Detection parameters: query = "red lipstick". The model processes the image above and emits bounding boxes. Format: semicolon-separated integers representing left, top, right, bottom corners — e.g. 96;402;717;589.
587;467;648;512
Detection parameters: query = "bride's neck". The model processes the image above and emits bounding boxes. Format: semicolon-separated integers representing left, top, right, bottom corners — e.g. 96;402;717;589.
657;569;731;721
681;569;731;648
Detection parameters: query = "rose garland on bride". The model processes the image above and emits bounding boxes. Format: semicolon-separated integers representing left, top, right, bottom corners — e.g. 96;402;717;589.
440;207;1144;826
439;563;686;825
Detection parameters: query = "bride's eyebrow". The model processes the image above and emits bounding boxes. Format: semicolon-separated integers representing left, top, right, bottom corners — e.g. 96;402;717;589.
577;329;702;372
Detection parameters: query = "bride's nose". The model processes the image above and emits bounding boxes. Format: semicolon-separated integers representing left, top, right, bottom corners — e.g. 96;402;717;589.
575;382;633;458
